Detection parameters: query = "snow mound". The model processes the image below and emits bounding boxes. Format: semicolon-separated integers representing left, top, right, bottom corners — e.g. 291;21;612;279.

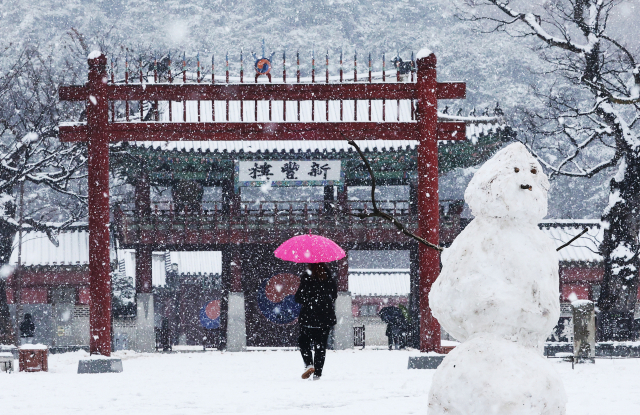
88;50;103;59
22;132;39;143
19;343;48;350
428;335;567;415
571;299;593;307
416;47;433;60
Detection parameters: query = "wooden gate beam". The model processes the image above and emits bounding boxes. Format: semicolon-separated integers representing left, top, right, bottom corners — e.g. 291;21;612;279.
60;81;464;102
60;121;465;143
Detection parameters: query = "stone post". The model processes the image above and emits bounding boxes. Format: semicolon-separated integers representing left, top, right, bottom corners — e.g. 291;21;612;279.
225;247;246;352
333;257;353;349
226;293;246;352
572;300;596;363
135;246;155;352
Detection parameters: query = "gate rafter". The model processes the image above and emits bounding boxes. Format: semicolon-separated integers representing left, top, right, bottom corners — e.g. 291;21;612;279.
58;51;466;356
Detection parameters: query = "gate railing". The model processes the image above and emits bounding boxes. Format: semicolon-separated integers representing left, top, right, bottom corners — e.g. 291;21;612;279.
118;199;411;217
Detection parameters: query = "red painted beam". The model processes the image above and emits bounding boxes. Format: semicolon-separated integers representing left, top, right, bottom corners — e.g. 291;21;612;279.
60;122;420;142
436;82;466;100
61;122;466;142
436;122;466;141
59;124;88;141
59;85;88;101
61;83;417;102
15;269;90;286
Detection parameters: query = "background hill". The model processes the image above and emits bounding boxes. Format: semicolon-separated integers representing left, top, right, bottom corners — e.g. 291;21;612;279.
1;0;623;219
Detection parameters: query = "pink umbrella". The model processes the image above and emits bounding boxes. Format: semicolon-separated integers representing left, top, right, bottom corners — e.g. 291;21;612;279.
274;234;346;263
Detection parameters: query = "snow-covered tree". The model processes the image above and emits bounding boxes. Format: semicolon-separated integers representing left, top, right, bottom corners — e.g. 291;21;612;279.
0;45;87;344
459;0;640;340
111;271;136;319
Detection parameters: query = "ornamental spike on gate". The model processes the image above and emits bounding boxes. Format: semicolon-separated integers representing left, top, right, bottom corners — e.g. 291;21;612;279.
354;50;357;82
283;50;287;83
326;50;329;83
197;51;201;82
182;51;186;83
311;48;315;83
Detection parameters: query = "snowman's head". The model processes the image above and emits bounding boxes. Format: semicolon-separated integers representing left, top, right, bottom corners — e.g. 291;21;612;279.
465;142;549;222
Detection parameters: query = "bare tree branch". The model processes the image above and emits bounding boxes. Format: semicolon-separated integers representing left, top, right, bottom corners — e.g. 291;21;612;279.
556;227;590;251
348;140;443;252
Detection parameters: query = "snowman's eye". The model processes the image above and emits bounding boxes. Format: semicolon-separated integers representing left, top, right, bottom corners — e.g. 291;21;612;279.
531;168;537;174
514;167;520;173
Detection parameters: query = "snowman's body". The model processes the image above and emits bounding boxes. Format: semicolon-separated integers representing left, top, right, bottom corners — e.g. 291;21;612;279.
428;143;567;415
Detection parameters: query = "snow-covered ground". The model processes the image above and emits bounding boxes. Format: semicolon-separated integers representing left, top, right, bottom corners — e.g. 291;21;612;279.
1;349;638;414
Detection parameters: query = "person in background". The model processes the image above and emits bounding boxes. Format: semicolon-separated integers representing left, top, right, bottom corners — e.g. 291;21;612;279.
19;313;35;344
294;262;337;381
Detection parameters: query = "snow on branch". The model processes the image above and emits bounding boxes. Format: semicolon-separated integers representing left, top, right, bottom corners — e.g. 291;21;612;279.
485;0;591;54
525;141;620;178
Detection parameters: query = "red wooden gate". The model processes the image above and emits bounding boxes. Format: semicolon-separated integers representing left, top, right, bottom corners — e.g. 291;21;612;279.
59;51;465;356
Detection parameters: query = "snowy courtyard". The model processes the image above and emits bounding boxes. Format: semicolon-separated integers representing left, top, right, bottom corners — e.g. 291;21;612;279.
1;349;638;414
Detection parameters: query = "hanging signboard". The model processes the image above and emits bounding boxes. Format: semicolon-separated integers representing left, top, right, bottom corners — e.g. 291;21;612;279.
236;160;342;188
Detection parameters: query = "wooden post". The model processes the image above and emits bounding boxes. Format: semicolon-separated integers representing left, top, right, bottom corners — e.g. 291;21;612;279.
337;183;348;214
86;53;112;356
323;185;335;215
415;52;441;353
336;256;349;292
230;248;242;293
135;246;153;294
135;172;151;216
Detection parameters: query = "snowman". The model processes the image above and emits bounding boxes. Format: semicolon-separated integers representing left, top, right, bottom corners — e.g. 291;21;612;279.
428;143;567;415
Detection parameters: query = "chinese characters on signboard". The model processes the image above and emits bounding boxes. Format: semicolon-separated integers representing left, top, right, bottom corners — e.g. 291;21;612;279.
237;160;342;188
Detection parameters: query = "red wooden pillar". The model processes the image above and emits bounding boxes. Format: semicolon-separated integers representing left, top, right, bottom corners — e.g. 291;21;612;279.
337;184;348;213
86;53;112;356
135;246;153;294
336;256;349;292
135;172;151;216
230;246;242;293
415;52;441;353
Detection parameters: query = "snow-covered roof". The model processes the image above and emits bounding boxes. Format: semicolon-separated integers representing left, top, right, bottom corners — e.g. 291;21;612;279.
127;121;506;154
9;229;89;267
118;250;222;287
129;139;418;154
539;220;603;263
348;270;410;296
166;251;222;274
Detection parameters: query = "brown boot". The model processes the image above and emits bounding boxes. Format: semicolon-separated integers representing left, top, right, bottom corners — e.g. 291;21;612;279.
301;365;315;379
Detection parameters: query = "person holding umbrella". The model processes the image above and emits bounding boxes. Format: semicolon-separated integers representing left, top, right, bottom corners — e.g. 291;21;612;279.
294;262;337;380
379;306;408;350
274;234;345;381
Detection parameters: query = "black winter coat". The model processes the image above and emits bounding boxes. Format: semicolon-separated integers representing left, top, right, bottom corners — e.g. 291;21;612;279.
294;272;338;328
